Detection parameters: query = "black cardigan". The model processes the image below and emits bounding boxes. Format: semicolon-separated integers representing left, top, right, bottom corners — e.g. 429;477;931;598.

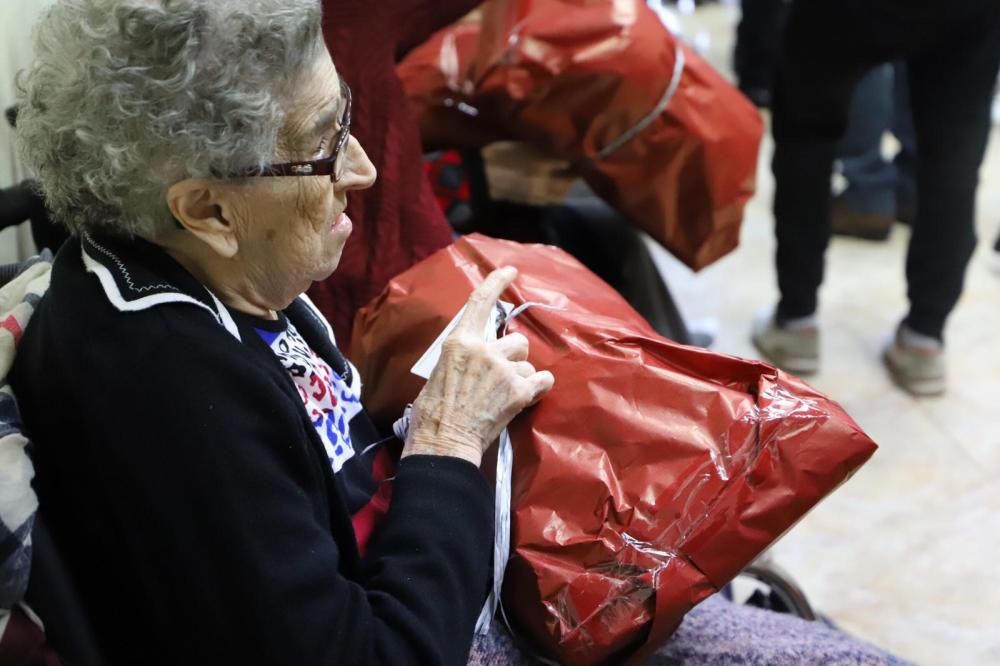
10;234;493;665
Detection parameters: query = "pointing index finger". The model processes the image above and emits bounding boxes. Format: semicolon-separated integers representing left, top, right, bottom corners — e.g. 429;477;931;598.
455;266;517;336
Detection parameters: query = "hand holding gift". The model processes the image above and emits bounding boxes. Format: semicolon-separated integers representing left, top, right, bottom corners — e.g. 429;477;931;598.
403;266;555;467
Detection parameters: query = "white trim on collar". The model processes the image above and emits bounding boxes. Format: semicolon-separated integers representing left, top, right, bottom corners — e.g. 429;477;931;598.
81;240;242;342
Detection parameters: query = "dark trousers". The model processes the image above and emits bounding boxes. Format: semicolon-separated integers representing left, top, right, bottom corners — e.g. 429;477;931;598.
772;0;1000;341
734;0;788;92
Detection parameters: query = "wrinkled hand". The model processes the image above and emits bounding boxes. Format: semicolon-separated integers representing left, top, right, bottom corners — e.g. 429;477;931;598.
402;267;555;467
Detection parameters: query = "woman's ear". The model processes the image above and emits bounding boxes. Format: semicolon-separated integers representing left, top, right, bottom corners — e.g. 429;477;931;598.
166;179;241;258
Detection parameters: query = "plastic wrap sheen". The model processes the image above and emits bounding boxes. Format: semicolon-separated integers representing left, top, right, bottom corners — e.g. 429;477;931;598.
350;235;877;665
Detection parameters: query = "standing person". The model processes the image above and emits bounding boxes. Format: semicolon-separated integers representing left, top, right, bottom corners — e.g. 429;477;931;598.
308;0;483;342
752;0;1000;396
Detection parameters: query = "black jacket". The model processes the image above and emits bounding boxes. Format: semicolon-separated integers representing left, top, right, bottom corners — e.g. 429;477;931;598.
10;233;493;665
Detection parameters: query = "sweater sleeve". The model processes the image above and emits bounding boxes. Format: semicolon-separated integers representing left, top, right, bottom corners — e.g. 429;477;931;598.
392;0;486;59
85;332;493;666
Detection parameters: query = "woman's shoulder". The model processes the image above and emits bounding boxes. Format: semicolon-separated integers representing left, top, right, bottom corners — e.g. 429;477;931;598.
12;238;312;478
43;234;247;346
14;236;272;405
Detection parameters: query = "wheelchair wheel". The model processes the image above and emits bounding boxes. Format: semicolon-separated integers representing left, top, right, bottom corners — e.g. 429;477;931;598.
740;561;817;621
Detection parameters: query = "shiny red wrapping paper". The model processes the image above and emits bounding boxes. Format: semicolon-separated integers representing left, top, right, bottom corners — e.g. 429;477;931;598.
350;235;877;665
396;0;764;270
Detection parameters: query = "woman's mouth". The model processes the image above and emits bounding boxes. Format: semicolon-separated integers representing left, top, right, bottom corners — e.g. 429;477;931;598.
331;212;353;236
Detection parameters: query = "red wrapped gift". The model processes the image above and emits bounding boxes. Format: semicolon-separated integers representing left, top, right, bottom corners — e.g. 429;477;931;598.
397;0;764;270
350;235;877;665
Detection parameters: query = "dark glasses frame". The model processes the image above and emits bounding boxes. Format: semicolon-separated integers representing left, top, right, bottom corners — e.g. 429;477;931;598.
238;75;352;182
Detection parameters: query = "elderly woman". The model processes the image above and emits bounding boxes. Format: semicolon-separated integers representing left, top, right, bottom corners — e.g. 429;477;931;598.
10;1;553;664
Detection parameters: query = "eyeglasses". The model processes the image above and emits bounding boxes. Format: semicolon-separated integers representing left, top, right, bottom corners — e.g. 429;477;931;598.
239;76;352;182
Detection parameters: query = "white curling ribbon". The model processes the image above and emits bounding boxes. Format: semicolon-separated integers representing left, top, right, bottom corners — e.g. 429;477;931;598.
500;301;566;337
474;426;513;634
401;297;565;634
477;301;564;634
391;404;413;442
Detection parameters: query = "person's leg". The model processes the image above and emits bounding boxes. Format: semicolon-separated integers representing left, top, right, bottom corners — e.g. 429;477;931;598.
753;0;897;372
836;64;896;216
469;599;911;666
891;62;918;224
650;595;909;665
903;7;1000;342
734;0;789;107
770;1;884;322
466;622;533;665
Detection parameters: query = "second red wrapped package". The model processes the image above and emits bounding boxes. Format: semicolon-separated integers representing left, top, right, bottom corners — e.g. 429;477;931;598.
350;235;877;665
397;0;764;270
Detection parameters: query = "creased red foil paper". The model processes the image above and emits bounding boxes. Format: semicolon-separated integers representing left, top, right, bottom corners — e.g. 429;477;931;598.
350;235;877;665
397;0;764;270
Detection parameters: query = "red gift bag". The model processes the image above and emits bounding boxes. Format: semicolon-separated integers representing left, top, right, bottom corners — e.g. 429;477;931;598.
397;0;764;270
350;235;877;665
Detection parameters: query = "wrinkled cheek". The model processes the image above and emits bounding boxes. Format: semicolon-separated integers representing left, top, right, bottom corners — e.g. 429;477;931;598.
299;181;334;234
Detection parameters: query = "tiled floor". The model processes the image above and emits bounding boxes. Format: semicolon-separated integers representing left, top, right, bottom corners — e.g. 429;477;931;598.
649;5;1000;665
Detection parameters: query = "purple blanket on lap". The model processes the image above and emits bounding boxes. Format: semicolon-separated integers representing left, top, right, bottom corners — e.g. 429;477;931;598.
469;595;910;666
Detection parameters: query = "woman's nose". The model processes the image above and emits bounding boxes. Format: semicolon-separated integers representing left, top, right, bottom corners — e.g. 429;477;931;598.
336;135;377;191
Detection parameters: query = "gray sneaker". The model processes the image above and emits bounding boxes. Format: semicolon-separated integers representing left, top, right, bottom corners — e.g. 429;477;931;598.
751;307;819;375
883;326;945;396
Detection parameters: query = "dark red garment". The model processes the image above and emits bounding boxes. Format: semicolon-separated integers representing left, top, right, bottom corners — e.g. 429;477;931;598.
351;234;877;665
350;447;396;559
0;607;62;666
310;1;483;344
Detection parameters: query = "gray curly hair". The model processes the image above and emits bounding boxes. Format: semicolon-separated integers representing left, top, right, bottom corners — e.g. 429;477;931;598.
16;0;325;238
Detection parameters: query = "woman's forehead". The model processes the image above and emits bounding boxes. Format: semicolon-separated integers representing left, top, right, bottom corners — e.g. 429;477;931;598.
304;54;342;113
284;56;342;142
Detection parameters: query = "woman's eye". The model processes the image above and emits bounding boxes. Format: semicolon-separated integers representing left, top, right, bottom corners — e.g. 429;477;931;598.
315;124;342;157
